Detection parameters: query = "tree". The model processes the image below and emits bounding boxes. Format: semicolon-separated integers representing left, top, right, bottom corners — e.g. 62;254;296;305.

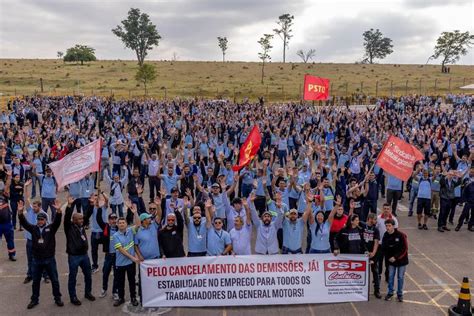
57;51;64;59
431;30;474;72
362;28;393;64
273;14;294;63
217;37;228;62
63;45;96;65
135;63;157;95
296;49;316;63
112;8;162;66
258;34;273;84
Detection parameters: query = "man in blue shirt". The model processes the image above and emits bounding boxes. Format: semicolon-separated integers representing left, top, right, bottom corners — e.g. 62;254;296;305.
416;169;432;230
36;166;58;219
134;213;161;260
386;173;402;217
112;210;140;307
282;209;305;254
186;203;211;257
207;216;232;256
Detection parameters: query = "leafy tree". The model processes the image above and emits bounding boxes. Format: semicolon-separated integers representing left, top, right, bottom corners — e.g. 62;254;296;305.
273;14;294;63
431;30;474;72
217;37;228;62
258;34;274;84
135;63;157;95
112;8;162;66
57;51;64;59
296;49;316;63
362;28;393;64
63;45;96;65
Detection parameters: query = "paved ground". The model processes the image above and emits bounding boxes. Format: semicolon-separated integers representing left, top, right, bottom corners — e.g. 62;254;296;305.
0;192;473;316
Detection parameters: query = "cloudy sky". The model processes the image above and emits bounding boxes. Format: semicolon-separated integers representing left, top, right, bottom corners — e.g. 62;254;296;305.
0;0;473;64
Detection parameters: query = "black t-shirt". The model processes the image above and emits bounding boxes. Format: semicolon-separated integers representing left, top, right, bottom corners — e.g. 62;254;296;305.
362;223;380;252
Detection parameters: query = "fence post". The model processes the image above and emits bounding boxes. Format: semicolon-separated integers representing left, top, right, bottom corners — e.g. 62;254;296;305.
282;85;284;100
448;78;451;93
233;87;236;103
345;82;348;97
419;78;422;96
360;81;363;94
405;80;408;95
165;88;167;99
299;84;302;101
375;81;379;98
390;80;393;96
40;78;44;93
434;79;437;95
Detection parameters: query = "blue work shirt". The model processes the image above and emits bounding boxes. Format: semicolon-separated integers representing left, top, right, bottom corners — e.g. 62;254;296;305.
282;217;304;250
207;227;231;256
38;175;57;198
187;218;208;253
112;227;136;267
134;222;160;259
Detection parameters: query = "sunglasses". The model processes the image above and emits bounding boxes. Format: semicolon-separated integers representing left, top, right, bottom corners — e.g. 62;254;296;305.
167;218;175;222
214;221;223;225
149;207;157;210
193;217;201;220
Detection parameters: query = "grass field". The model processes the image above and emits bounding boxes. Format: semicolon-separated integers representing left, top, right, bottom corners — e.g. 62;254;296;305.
0;59;473;102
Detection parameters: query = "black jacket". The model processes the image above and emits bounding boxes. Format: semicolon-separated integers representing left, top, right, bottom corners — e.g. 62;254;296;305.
96;207;117;253
159;210;185;258
64;206;89;255
381;229;409;267
19;212;62;259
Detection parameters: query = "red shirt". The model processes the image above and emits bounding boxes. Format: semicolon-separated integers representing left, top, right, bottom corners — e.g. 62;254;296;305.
330;214;348;233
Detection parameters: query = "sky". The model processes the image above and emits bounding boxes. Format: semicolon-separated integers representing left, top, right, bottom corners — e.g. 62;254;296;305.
0;0;473;64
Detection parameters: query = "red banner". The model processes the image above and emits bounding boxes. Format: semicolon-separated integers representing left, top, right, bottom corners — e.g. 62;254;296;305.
303;74;330;100
232;126;262;172
48;139;102;188
376;135;424;181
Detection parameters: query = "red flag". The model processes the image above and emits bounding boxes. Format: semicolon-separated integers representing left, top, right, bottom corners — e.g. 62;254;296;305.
48;139;102;189
303;74;330;100
376;135;424;181
232;126;262;172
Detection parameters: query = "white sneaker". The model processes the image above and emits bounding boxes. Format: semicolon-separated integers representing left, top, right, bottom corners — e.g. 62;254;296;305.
99;289;107;298
91;267;99;274
113;293;119;301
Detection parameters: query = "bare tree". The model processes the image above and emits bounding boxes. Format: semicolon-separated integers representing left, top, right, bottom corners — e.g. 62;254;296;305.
296;49;316;63
273;14;294;63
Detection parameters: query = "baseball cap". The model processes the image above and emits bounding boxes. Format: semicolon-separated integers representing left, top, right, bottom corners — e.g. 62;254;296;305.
139;213;152;222
289;208;298;214
170;187;179;193
262;210;272;217
108;213;118;219
37;212;48;220
211;183;220;188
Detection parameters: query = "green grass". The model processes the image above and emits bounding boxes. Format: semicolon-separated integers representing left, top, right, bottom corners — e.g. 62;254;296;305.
0;59;473;102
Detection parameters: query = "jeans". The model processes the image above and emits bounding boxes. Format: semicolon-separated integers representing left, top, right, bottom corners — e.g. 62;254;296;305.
376;172;385;197
241;183;253;198
102;253;117;294
148;176;161;201
110;203;124;218
364;200;378;217
115;263;136;300
31;256;62;303
438;198;452;228
68;254;92;300
448;197;459;223
457;202;474;228
91;232;103;269
10;198;22;228
41;198;57;220
387;264;407;297
386;189;401;216
26;239;47;279
282;247;302;254
277;149;287;167
408;187;418;213
309;248;330;254
31;175;41;199
370;256;380;292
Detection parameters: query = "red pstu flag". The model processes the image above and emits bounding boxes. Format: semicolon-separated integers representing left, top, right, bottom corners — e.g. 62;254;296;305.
232;126;262;172
48;139;102;188
303;74;330;100
376;135;424;181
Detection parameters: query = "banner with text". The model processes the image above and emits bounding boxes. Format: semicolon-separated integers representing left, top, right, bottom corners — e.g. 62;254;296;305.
140;254;369;307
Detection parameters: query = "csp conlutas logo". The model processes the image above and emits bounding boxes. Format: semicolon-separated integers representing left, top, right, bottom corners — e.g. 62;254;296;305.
324;260;367;287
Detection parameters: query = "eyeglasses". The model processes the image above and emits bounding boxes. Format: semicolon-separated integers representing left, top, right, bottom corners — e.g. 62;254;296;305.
214;221;223;225
149;207;157;210
193;217;201;220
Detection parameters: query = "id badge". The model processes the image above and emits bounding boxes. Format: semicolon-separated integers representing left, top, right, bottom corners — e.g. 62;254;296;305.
81;235;86;241
38;238;44;244
172;231;176;235
197;235;202;240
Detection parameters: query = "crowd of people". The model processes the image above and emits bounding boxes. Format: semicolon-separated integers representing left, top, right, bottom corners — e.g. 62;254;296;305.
0;94;472;309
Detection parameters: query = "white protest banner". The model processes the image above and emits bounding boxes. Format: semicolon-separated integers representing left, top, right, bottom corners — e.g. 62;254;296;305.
140;254;369;307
